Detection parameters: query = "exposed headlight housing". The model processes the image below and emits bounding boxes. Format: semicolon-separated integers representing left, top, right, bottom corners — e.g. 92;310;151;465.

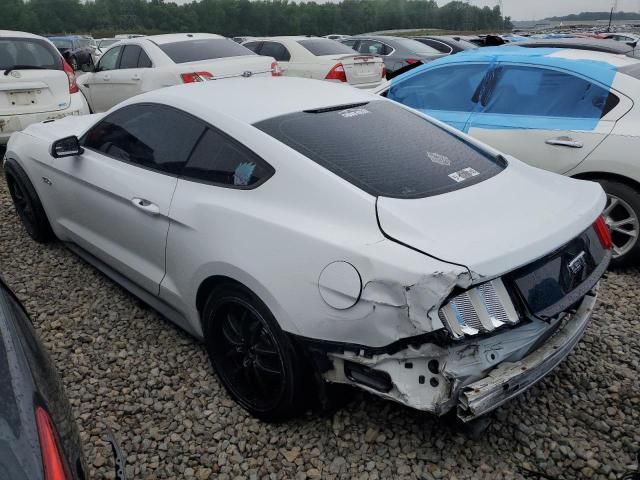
438;279;519;339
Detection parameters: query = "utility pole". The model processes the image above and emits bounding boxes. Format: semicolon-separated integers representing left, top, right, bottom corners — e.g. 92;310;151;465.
608;0;618;32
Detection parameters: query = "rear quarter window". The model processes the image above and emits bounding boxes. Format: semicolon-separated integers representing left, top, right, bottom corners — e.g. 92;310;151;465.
254;100;504;199
159;38;255;63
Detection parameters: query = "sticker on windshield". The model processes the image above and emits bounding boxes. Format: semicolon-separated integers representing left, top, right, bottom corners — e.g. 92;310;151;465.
449;167;480;183
427;152;451;166
339;108;370;118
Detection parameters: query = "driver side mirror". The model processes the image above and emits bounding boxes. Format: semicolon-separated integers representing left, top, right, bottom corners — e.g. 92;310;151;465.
50;136;84;158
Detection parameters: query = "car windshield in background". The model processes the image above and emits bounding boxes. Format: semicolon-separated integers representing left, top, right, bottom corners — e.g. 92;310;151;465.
50;39;73;49
297;38;357;56
255;100;504;199
77;39;91;49
395;38;441;55
99;39;118;49
0;38;62;70
159;38;254;63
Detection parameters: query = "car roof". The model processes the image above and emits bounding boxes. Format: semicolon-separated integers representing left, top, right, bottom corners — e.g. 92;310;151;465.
405;45;640;85
0;30;45;39
248;36;317;41
513;38;633;53
143;33;225;45
128;77;376;125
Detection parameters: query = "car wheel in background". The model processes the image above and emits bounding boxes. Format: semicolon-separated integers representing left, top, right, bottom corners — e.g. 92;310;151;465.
69;56;79;71
203;285;307;422
598;179;640;267
4;160;55;243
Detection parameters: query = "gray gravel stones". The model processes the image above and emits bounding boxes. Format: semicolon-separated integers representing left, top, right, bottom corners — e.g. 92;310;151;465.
0;178;639;479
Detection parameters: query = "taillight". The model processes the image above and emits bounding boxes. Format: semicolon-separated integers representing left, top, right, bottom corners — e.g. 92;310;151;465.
63;61;79;94
35;406;70;480
180;71;214;83
325;63;347;82
381;65;386;79
271;61;282;77
405;58;421;65
594;215;613;250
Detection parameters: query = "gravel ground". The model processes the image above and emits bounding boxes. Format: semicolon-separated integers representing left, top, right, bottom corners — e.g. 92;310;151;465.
1;177;639;480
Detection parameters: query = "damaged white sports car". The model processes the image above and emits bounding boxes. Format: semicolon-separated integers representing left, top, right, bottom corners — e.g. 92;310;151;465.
4;77;611;422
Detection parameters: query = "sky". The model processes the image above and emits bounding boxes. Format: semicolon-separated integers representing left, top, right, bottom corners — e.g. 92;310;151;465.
169;0;640;21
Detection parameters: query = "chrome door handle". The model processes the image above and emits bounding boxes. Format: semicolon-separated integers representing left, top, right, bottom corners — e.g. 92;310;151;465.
131;74;140;81
545;136;583;148
131;198;160;215
102;74;111;81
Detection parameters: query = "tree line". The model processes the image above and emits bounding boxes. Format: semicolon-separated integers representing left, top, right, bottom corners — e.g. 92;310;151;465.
1;0;511;38
546;11;640;22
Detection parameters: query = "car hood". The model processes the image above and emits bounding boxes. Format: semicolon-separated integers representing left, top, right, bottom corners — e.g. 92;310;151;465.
376;159;606;279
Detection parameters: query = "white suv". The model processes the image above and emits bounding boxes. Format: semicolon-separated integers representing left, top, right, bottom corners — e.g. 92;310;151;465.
0;30;89;145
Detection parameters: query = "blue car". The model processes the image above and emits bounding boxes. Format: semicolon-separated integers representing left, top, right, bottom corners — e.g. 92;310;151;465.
380;46;640;266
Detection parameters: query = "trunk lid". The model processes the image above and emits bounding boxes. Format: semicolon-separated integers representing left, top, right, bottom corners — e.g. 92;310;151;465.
376;160;606;278
0;69;70;116
323;54;383;85
177;55;275;80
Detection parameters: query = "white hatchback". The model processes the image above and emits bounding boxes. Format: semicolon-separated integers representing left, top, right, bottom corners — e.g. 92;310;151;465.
77;33;279;113
0;30;89;145
243;36;385;89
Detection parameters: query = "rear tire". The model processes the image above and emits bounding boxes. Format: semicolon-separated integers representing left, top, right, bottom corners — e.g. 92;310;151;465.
202;284;307;422
4;160;55;243
598;179;640;267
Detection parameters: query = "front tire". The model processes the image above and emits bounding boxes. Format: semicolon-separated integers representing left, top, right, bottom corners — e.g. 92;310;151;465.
598;179;640;267
5;160;54;243
202;285;307;422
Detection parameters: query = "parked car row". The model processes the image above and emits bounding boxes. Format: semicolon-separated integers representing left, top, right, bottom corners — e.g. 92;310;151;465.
0;27;633;454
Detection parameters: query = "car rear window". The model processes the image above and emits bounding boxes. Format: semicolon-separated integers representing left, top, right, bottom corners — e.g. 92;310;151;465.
254;100;504;199
158;38;254;63
394;38;441;55
297;39;357;56
0;38;62;70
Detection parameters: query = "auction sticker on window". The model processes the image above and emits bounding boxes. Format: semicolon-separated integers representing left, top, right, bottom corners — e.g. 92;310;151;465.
449;167;480;183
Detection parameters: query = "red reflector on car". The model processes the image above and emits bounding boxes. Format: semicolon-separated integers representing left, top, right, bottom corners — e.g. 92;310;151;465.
35;406;70;480
594;215;613;250
63;60;79;94
271;61;282;77
181;71;214;83
405;58;421;65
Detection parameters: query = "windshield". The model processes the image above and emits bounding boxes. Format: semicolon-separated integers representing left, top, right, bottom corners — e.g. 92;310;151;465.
297;38;357;56
395;38;441;55
50;39;73;49
159;38;254;63
0;38;62;70
254;100;504;199
99;39;118;49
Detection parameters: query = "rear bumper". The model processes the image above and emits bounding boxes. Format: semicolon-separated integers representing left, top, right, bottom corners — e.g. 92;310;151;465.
0;92;89;145
457;285;597;421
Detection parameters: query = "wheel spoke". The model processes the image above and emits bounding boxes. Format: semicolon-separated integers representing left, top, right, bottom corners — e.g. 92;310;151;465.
612;227;638;238
611;217;637;229
603;197;619;217
254;356;282;376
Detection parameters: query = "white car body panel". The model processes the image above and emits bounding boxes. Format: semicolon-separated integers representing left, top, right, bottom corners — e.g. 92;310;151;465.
0;30;90;144
77;33;276;112
243;36;385;89
4;77;610;418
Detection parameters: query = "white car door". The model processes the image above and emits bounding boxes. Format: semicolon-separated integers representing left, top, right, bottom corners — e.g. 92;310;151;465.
48;103;205;294
99;44;153;109
78;45;122;112
465;64;619;174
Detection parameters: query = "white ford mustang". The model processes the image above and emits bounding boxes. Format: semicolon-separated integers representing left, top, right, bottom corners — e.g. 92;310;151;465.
3;77;612;422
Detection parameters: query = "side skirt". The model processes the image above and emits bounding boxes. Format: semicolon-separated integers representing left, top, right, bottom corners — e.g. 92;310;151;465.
64;242;201;339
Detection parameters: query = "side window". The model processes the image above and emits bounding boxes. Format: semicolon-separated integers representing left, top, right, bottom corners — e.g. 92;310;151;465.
243;42;262;53
388;64;489;112
259;42;291;62
341;40;357;48
97;46;121;71
119;45;142;69
182;128;274;188
138;48;152;68
423;39;453;54
358;40;389;56
82;104;205;175
483;65;619;118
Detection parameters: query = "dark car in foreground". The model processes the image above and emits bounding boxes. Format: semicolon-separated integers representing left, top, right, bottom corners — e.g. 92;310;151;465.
0;277;87;479
340;35;444;78
47;36;93;70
